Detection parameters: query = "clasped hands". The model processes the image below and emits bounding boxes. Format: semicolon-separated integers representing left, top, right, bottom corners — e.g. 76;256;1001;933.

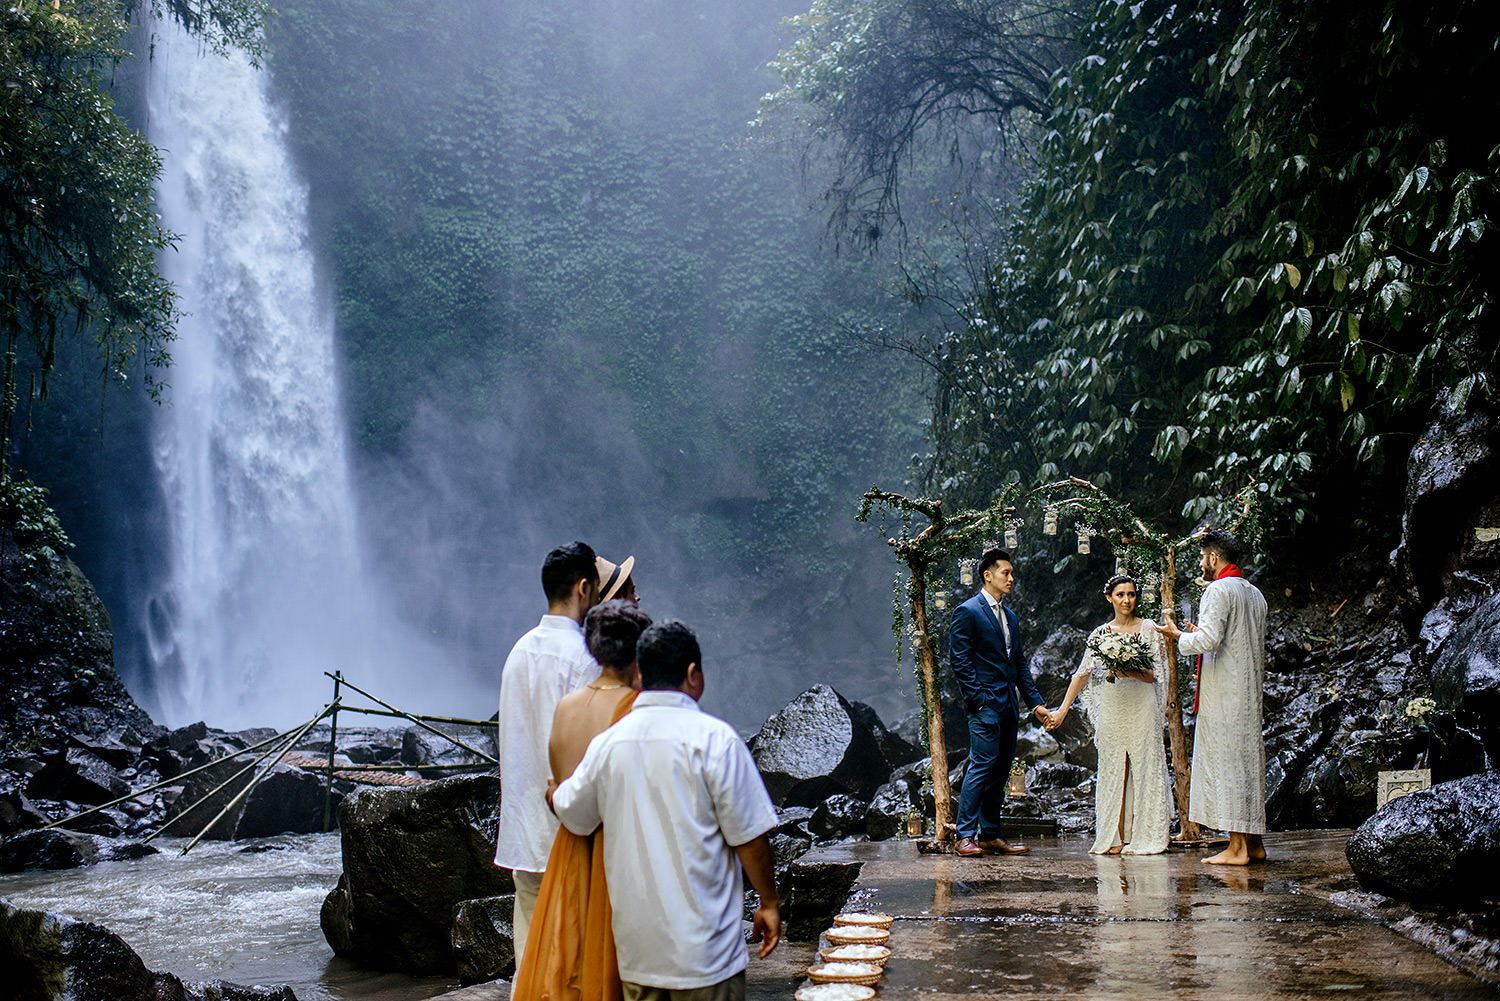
1032;704;1055;729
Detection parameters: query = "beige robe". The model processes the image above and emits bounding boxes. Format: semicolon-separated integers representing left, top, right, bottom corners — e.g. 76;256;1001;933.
1179;576;1268;834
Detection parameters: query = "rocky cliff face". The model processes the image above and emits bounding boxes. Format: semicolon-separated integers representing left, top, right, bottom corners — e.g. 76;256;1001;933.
1;527;160;764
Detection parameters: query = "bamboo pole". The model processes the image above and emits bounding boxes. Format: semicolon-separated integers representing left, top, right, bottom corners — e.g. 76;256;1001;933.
1160;546;1203;842
323;672;496;764
908;560;954;842
329;705;497;728
323;671;342;832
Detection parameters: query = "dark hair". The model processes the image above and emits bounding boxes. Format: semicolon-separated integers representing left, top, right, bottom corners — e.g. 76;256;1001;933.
1102;573;1138;597
585;600;653;670
977;548;1014;577
1199;529;1242;564
541;542;598;603
636;619;701;691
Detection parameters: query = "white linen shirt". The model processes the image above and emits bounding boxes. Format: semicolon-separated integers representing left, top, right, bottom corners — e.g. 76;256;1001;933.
493;613;599;873
552;690;777;990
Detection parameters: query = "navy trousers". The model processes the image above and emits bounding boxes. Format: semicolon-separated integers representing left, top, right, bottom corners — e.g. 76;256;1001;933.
955;702;1019;841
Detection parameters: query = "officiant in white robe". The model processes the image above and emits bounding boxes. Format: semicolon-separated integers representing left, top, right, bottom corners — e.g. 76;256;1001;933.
1159;529;1269;865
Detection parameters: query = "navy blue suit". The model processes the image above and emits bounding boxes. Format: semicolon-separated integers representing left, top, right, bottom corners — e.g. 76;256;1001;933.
948;590;1045;841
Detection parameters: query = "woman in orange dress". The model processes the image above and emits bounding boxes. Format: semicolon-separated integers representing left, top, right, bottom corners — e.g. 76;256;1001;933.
513;598;650;1001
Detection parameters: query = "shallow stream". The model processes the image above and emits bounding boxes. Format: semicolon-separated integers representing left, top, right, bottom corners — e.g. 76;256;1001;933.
0;832;458;1001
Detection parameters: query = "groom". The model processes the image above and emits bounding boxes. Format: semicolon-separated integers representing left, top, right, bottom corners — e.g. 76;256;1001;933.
949;548;1052;857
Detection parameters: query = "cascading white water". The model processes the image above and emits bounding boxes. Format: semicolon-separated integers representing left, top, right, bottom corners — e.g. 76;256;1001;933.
141;23;428;729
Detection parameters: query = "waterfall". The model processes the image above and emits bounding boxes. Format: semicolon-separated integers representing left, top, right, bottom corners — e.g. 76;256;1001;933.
141;23;435;729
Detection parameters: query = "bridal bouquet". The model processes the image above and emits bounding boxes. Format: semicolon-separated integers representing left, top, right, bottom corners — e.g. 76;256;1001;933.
1087;629;1154;683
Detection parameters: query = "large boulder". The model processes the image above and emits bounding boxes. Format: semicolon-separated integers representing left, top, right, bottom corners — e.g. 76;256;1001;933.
163;759;332;840
319;774;512;975
779;856;863;942
0;829;157;872
749;686;896;807
1431;592;1500;764
1346;770;1500;906
0;898;295;1001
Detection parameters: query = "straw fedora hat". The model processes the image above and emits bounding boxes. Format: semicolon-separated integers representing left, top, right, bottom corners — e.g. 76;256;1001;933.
596;555;636;602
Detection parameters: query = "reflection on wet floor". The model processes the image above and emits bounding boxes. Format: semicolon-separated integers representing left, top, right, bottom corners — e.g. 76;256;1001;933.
754;830;1494;1000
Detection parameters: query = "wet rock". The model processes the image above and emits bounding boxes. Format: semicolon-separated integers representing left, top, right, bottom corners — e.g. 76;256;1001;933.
770;831;813;869
400;723;495;772
1347;770;1500;906
1029;761;1092;790
28;747;132;805
847;701;923;770
1430;592;1500;763
451;894;516;985
749;686;895;807
0;828;158;871
809;794;866;840
0;898;295;1001
233;764;337;838
774;805;815;839
864;778;917;841
163;759;330;840
320;774;512;975
1028;626;1088;704
1394;409;1500;604
1014;725;1063;764
779;856;862;941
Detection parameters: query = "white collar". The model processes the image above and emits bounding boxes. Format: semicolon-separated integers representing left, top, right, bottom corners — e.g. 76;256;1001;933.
633;690;699;710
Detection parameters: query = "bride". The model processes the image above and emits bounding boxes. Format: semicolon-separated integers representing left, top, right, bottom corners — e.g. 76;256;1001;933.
1047;573;1172;855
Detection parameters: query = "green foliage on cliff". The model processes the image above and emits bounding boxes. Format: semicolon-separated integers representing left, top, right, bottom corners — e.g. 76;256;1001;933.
0;0;271;478
766;0;1498;543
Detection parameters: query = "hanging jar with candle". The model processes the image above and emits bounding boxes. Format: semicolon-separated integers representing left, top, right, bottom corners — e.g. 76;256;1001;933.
1043;507;1058;535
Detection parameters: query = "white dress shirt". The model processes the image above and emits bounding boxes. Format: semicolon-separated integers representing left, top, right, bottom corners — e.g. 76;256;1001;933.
985;590;1012;649
493;614;599;872
552;690;778;989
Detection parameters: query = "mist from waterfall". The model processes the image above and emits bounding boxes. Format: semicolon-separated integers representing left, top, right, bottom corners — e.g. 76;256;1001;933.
140;23;456;729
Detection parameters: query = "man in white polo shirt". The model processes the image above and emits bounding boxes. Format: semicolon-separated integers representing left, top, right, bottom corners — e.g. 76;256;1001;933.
494;541;600;967
551;619;780;1001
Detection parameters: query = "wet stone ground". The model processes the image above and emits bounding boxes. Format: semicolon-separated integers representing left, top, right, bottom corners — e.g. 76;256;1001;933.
446;830;1496;1001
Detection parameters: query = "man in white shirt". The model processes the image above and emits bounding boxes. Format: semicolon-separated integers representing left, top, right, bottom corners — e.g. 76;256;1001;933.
1157;529;1269;865
551;620;780;1001
494;541;600;965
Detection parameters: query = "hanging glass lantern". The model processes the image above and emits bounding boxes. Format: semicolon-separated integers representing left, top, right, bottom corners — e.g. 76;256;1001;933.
958;560;974;587
932;590;948;611
1043;507;1058;535
1004;520;1019;550
1007;760;1027;798
1077;529;1091;554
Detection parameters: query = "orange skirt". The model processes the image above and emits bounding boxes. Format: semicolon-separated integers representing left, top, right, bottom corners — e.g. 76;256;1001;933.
511;820;621;1001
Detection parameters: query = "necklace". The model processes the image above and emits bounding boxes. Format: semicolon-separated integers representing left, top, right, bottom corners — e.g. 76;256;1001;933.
587;681;626;691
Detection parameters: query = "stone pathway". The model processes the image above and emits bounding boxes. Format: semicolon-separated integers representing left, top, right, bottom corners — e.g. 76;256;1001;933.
442;830;1497;1000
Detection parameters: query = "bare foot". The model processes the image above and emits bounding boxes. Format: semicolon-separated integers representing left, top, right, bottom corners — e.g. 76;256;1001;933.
1104;845;1122;855
1203;848;1251;865
1247;835;1267;861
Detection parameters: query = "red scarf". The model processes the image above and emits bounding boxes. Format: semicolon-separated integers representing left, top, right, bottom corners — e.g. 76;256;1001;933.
1192;564;1245;713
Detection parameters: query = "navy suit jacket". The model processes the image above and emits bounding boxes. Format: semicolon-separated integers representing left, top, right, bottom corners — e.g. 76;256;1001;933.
948;591;1045;716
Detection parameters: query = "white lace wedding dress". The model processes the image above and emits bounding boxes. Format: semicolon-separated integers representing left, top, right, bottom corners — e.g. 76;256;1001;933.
1074;620;1172;855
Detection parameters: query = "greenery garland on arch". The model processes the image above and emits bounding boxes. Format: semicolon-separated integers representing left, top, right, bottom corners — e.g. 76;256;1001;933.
859;477;1261;845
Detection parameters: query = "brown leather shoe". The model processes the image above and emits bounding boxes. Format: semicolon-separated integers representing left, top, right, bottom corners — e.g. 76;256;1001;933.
977;837;1029;855
954;837;986;857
